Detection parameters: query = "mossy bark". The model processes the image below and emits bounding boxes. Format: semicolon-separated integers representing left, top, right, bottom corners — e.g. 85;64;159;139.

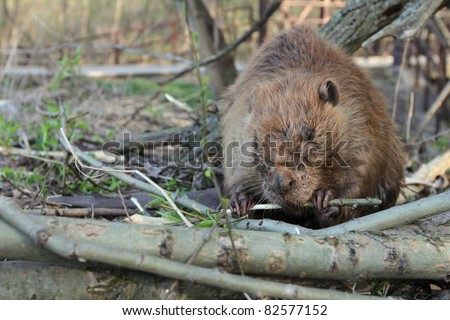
320;0;447;53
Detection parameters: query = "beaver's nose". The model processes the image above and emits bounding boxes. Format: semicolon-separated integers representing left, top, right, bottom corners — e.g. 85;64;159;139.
270;172;296;194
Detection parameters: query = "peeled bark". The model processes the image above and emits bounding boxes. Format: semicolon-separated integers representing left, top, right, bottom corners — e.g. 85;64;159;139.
1;196;449;281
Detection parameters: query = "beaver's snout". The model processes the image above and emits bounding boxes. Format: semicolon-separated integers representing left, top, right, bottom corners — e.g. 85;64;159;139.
267;171;296;195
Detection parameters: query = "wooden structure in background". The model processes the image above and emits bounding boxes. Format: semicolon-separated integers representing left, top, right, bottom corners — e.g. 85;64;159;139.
278;0;346;27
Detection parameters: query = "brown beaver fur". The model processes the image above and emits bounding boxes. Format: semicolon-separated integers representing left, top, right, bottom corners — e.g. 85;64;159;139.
219;26;404;228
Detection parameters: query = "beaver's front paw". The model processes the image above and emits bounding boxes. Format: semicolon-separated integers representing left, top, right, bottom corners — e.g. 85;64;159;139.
229;187;256;217
313;189;340;221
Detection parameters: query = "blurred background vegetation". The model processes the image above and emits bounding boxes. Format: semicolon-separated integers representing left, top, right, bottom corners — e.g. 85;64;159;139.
0;0;449;196
0;0;349;66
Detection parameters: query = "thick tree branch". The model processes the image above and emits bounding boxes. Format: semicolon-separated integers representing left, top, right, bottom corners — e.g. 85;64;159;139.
0;261;243;299
1;195;449;281
234;190;450;235
362;0;445;46
321;0;448;54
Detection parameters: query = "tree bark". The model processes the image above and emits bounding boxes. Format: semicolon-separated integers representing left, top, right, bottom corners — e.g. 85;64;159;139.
0;261;242;299
184;0;237;99
320;0;447;54
258;0;270;45
1;197;449;281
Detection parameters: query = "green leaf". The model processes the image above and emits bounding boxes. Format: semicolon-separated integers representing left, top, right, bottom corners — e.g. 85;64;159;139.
204;167;213;179
197;220;214;228
146;198;165;207
157;210;183;222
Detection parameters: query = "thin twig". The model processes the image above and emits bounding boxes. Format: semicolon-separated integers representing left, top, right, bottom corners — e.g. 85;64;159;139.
164;93;194;113
405;128;450;147
1;175;33;197
405;91;415;142
0;145;113;163
26;207;133;217
392;40;410;120
0;146;66;163
250;198;383;211
117;186;130;217
125;88;162;125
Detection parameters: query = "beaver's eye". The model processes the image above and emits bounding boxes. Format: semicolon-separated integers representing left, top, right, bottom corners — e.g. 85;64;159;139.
301;126;315;141
281;123;291;140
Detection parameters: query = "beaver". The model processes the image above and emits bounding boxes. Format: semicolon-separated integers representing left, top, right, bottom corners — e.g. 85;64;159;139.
219;26;404;228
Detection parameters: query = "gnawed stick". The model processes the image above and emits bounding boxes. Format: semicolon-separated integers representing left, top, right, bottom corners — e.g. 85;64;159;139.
250;198;382;211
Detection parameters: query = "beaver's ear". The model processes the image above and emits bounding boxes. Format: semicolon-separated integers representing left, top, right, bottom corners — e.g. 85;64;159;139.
318;79;339;106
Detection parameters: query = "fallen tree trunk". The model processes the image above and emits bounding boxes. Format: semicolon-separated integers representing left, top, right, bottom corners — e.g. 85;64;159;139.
0;260;243;299
1;195;449;281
